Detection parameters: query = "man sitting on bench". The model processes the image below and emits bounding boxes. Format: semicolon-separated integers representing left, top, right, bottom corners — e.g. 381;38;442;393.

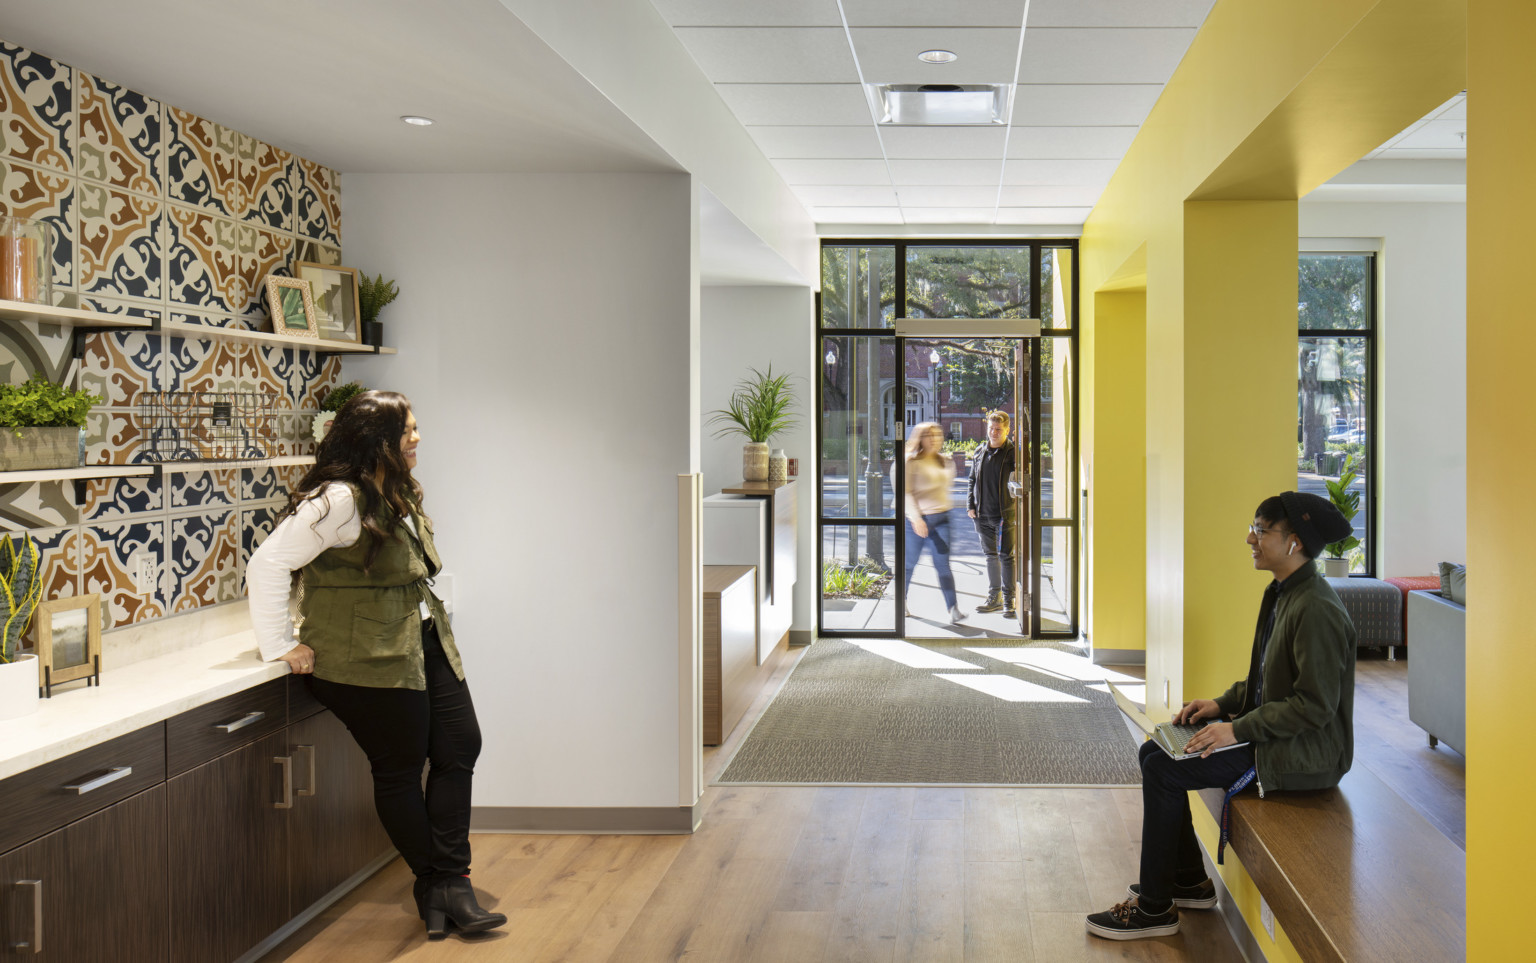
1087;491;1358;940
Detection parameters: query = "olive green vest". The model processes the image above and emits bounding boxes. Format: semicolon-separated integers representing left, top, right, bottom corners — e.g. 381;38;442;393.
298;489;462;689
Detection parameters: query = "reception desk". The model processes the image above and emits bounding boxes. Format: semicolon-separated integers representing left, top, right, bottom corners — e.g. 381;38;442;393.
703;479;797;663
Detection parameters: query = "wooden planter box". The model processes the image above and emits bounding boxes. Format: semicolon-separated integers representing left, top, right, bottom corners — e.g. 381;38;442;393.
0;427;82;470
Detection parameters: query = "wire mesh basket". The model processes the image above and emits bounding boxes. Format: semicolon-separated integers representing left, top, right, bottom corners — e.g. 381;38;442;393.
139;391;279;462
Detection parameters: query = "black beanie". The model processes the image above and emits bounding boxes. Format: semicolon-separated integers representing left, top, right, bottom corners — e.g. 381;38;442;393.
1277;490;1353;558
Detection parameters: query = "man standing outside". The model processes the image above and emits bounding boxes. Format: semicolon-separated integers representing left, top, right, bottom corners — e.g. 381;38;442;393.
968;410;1017;619
1086;491;1357;940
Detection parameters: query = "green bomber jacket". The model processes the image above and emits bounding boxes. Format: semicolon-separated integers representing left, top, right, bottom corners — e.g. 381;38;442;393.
1213;563;1357;793
298;488;462;689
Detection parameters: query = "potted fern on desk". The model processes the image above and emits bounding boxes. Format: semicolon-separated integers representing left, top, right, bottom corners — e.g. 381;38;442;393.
709;366;799;482
0;374;101;471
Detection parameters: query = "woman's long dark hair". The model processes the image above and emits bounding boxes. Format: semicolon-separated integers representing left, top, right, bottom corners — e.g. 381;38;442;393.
282;390;421;573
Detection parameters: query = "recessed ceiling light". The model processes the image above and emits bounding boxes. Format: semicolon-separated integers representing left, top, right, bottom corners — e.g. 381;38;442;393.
869;84;1012;126
918;49;958;64
400;115;434;127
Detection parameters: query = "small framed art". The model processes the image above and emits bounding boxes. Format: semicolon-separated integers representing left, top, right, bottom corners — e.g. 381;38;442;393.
265;276;319;338
294;261;362;343
36;593;102;694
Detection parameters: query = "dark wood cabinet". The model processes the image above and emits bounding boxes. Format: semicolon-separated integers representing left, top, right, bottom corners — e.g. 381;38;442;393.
0;785;168;962
166;731;290;963
286;710;392;911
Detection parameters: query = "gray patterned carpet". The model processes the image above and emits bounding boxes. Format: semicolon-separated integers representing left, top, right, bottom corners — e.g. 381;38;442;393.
716;638;1143;786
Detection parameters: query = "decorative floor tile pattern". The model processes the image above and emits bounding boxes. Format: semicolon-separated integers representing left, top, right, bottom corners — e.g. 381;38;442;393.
716;638;1143;786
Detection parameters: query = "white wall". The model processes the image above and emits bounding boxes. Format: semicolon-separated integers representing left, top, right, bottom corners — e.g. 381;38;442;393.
1299;200;1467;574
701;285;815;632
341;172;698;809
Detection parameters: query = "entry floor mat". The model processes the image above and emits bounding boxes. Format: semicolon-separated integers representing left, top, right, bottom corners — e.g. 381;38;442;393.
716;638;1143;786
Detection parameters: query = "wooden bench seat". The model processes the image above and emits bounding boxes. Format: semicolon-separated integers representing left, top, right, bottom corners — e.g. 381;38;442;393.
1198;765;1465;962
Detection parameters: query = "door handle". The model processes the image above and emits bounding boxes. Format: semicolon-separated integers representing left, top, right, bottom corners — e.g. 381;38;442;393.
294;744;317;797
274;755;293;809
9;879;41;953
215;710;265;733
62;766;132;795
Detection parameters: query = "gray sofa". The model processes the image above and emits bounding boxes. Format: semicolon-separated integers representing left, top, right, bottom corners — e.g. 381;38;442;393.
1407;589;1465;754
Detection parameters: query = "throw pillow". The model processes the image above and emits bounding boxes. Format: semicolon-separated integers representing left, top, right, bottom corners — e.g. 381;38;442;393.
1437;561;1467;605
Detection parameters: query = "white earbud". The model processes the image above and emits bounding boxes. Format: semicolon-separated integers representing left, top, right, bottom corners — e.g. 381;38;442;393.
1287;542;1296;556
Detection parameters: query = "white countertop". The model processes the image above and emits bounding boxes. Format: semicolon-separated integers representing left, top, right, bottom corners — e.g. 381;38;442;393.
0;630;288;781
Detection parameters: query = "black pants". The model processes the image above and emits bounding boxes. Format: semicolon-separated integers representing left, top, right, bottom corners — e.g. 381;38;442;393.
307;623;481;888
1136;739;1255;909
973;513;1015;593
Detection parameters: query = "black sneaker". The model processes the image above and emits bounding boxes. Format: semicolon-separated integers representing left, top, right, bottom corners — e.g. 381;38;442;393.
976;589;1004;613
1085;898;1179;940
1125;878;1218;910
1002;593;1017;618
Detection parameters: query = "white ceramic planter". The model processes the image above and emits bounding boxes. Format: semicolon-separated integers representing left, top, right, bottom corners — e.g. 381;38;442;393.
0;654;40;720
1322;557;1350;578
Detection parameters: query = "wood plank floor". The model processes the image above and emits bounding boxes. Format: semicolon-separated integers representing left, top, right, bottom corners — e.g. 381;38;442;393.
263;646;1459;961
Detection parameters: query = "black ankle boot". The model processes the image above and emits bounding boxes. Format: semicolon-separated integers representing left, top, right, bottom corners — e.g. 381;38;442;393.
423;877;507;939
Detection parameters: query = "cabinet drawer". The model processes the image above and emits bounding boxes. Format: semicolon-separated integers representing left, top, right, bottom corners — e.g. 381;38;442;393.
166;678;288;776
0;723;165;855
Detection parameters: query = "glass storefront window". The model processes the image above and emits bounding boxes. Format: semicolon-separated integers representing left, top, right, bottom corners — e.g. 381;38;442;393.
821;524;897;633
821;246;896;328
1298;254;1372;330
905;246;1030;319
820;336;898;519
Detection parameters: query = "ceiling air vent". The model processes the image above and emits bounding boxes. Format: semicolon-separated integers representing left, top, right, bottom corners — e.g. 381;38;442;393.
868;83;1013;126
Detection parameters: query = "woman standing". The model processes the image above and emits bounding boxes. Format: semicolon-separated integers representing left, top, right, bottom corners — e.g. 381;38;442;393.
902;421;966;623
246;390;504;940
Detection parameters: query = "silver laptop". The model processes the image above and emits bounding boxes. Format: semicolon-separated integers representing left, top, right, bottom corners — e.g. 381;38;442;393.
1152;721;1250;761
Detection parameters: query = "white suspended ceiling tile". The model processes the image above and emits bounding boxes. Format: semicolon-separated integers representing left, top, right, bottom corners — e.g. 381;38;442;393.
889;158;1004;185
716;83;873;125
851;27;1022;85
897;185;1003;207
794;185;900;206
775;158;892;185
1007;125;1138;158
996;207;1093;224
811;207;906;224
1011;84;1164;127
901;207;998;223
1026;0;1217;28
880;125;1008;159
673;27;857;83
999;184;1103;206
651;0;843;27
748;125;884;158
1002;158;1118;185
1390;120;1468;150
1374;148;1468;161
841;0;1029;28
1432;94;1467;120
1019;27;1198;85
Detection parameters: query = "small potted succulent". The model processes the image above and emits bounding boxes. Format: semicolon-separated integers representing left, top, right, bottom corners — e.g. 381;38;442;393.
358;273;399;348
0;533;43;720
312;381;366;442
0;373;101;470
709;366;799;482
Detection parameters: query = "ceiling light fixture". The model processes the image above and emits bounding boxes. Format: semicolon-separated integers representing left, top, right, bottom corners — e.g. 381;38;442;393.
400;115;434;127
868;83;1012;126
918;49;958;64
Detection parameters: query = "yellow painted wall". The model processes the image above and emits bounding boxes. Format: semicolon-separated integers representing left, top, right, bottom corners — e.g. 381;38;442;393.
1191;803;1305;963
1467;2;1535;957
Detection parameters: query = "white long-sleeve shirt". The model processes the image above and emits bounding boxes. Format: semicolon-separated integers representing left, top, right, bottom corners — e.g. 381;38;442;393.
245;483;424;662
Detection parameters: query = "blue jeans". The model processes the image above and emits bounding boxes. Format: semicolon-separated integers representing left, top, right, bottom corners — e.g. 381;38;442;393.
904;512;958;610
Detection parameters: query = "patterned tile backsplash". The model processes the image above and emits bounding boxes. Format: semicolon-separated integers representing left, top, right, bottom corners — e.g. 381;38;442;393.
1;35;347;631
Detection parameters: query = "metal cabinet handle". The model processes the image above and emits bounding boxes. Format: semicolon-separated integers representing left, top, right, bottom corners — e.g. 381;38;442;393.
62;766;132;795
9;879;41;953
274;755;293;809
294;744;316;797
215;710;265;733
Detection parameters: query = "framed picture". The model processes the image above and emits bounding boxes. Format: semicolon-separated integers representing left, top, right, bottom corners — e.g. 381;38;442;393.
294;261;361;343
264;275;319;338
36;593;102;690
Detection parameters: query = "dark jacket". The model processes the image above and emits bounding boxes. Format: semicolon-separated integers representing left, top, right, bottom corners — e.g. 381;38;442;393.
1214;564;1356;793
967;442;1016;517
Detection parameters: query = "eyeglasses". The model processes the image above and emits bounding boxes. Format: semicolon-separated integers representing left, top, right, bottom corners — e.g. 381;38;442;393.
1248;524;1290;539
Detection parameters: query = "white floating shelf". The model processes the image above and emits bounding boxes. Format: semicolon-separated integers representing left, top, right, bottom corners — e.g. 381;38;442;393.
0;465;154;484
154;456;315;474
0;298;155;329
158;321;390;353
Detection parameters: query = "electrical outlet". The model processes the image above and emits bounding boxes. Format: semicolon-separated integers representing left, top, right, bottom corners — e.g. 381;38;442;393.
130;551;157;595
1260;894;1276;940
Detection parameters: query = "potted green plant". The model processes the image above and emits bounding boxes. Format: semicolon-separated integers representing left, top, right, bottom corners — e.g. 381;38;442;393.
709;366;799;482
357;273;399;348
312;381;366;442
0;373;102;470
0;533;43;719
1321;454;1362;577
